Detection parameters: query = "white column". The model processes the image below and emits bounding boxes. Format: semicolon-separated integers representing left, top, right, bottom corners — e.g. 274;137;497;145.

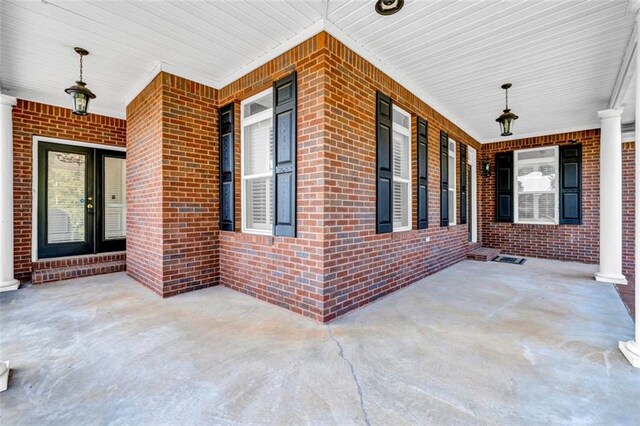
619;12;640;367
595;108;627;285
0;94;19;292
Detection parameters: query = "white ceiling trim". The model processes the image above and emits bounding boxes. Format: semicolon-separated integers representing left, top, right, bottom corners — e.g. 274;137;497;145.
323;20;479;143
610;22;636;109
123;62;162;109
7;87;125;120
216;20;324;89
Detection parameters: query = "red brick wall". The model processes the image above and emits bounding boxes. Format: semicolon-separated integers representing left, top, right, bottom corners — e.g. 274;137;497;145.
12;99;126;281
126;74;165;294
320;35;481;320
161;73;219;296
478;130;599;263
216;34;327;321
126;73;219;297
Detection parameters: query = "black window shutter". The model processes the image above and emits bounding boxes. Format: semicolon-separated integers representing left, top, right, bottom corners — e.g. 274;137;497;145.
559;144;582;225
273;72;297;237
219;103;235;231
376;91;393;234
417;117;428;229
440;130;449;227
460;143;467;225
495;151;514;222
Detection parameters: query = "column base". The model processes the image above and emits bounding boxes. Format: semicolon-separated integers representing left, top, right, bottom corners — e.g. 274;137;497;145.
0;279;20;293
594;272;628;285
619;340;640;368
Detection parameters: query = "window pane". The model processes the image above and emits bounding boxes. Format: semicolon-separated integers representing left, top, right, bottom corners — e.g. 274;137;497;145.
246;177;272;230
448;189;455;223
393;108;409;128
516;147;557;223
243;92;273;118
47;151;85;244
448;154;455;187
518;193;534;220
104;157;126;240
393;181;409;229
393;132;409;180
245;118;273;176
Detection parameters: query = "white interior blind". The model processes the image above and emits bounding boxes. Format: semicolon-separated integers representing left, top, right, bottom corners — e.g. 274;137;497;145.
104;157;126;240
242;89;274;234
515;146;558;224
392;106;411;231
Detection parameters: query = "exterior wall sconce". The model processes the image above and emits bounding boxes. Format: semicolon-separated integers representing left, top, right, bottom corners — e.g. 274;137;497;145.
482;161;491;177
64;47;96;116
495;83;518;136
375;0;404;15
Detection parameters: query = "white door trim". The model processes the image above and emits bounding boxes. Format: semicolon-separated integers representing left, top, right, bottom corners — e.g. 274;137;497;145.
31;136;126;262
468;146;478;243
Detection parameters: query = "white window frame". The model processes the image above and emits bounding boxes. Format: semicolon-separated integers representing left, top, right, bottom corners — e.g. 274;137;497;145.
513;145;559;225
448;138;456;226
392;105;412;232
240;88;273;236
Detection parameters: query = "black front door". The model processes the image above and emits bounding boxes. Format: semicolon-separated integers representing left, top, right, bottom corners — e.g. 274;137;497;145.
37;142;125;259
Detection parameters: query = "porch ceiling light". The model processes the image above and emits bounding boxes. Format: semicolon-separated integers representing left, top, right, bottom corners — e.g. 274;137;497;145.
375;0;404;15
495;83;518;137
64;47;96;116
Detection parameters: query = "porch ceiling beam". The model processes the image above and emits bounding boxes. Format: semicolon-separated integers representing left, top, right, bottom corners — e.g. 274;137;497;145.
610;0;640;109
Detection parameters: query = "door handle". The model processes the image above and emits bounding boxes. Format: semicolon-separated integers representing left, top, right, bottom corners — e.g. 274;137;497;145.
87;196;93;213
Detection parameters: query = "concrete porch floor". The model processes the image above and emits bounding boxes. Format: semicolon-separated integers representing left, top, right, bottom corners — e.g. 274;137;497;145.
1;258;638;425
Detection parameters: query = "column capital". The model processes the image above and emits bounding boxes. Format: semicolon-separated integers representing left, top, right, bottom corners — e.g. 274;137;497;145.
598;108;623;120
0;94;17;107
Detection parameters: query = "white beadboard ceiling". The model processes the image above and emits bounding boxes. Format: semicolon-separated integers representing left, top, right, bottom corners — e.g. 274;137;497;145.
0;0;635;143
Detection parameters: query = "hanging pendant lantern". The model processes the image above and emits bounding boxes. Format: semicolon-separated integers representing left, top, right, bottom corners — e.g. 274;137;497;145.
495;83;518;137
64;47;96;116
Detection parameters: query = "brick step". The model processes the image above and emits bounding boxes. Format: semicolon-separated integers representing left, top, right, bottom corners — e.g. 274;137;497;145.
33;252;125;270
467;246;501;262
32;259;126;284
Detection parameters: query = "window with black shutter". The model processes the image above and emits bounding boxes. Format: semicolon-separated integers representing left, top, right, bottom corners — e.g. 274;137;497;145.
559;144;582;224
273;72;297;237
417;117;428;229
219;103;235;231
440;130;449;226
376;91;393;234
495;151;514;222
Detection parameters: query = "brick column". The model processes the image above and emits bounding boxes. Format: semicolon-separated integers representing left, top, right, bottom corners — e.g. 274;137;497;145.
125;72;218;297
0;94;19;292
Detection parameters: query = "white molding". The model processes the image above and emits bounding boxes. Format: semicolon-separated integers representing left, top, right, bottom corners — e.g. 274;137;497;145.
217;20;325;89
4;89;125;119
123;62;162;108
160;61;220;92
323;21;481;144
31;136;126;262
610;23;636;109
468;146;478;243
0;94;17;107
598;108;624;119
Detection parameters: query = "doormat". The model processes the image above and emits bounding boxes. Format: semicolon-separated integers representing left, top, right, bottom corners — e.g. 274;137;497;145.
492;255;526;265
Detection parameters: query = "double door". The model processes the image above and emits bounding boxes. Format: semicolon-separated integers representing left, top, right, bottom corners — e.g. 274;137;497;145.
38;142;126;258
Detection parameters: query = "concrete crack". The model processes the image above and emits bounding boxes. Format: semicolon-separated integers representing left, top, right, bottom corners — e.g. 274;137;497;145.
326;325;371;426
